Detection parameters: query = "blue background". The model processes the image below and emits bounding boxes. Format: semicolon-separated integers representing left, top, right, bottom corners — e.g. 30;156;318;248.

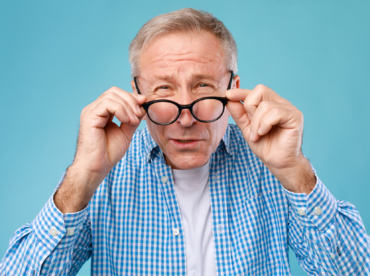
1;1;369;275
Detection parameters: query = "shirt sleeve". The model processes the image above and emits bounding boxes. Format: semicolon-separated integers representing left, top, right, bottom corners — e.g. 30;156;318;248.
0;174;92;276
285;173;370;275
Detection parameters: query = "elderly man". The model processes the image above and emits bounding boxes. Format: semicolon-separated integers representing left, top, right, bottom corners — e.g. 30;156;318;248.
1;8;369;276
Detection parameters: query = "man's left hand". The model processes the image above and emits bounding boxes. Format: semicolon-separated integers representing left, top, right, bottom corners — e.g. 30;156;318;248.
225;84;316;194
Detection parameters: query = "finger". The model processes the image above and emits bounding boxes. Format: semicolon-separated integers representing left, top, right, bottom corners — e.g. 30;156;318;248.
109;87;147;112
226;88;265;117
225;88;252;102
95;87;147;117
249;101;293;142
108;88;147;117
258;107;303;138
92;99;138;128
226;85;290;117
98;94;141;124
226;101;251;133
257;107;284;137
130;93;147;116
120;101;141;125
251;102;300;142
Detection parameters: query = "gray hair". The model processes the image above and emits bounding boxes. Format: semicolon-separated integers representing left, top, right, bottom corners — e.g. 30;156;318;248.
129;8;238;77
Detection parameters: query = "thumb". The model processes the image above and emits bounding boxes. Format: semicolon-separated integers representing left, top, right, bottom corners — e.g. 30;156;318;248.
226;101;251;135
132;93;147;105
119;110;145;137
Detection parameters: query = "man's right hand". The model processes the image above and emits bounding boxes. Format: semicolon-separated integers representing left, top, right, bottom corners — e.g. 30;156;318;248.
54;87;146;213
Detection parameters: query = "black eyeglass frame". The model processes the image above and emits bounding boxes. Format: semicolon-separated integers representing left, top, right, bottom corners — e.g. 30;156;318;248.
133;71;234;126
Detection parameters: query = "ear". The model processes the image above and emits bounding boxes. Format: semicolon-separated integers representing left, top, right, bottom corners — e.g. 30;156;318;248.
131;79;146;120
131;80;138;94
227;74;240;117
233;74;240;89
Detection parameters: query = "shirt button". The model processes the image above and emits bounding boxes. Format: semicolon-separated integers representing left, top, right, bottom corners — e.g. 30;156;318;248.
66;227;75;236
49;226;58;237
173;228;179;236
297;208;306;216
161;176;168;183
330;253;335;259
314;206;323;216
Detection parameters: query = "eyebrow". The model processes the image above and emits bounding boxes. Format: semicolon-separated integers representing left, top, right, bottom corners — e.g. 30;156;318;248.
149;74;219;83
134;72;232;95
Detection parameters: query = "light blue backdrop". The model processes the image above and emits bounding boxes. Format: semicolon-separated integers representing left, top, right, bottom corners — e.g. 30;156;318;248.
1;1;369;275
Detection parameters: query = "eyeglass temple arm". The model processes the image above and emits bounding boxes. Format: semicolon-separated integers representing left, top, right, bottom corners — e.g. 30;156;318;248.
134;71;234;94
227;71;234;90
133;77;142;94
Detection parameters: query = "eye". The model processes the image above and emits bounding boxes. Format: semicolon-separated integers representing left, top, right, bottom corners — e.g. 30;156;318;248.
158;86;169;90
199;83;208;87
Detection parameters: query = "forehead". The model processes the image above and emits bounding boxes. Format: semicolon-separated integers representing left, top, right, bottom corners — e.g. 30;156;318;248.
139;31;226;79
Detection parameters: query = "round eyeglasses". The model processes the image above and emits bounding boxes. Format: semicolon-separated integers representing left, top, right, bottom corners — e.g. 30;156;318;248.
142;96;228;125
134;72;234;126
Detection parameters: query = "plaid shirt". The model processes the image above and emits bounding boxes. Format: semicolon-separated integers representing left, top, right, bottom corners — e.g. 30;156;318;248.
1;124;369;275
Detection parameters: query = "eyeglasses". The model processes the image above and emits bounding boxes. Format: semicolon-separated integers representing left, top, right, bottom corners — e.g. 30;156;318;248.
134;72;234;126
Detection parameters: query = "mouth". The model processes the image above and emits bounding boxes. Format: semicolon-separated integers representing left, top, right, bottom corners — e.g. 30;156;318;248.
171;139;201;148
176;140;193;143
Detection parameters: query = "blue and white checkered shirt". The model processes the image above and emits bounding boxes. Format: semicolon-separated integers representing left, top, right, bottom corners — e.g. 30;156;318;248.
1;124;369;275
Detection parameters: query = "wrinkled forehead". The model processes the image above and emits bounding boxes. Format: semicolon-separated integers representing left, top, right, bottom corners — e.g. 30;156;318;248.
138;31;228;80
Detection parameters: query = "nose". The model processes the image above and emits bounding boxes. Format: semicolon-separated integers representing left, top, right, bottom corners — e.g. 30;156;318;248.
177;107;197;127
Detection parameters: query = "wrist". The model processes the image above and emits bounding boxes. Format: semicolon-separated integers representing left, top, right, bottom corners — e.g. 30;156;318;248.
54;164;105;214
68;162;107;189
267;155;316;195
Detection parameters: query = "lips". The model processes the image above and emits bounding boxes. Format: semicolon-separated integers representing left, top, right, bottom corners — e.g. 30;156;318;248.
170;138;201;148
172;138;200;143
177;140;192;143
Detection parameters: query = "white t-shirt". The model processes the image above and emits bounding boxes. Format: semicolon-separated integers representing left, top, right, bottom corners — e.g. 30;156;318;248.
172;161;216;276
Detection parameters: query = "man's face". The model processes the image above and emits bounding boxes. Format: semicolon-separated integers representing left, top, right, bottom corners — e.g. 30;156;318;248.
132;31;239;170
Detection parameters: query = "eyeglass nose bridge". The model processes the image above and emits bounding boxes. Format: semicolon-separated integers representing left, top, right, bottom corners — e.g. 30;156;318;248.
175;102;198;122
177;103;194;112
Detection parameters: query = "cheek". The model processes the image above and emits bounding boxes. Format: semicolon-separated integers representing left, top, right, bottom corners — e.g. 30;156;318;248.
147;122;165;146
209;114;229;147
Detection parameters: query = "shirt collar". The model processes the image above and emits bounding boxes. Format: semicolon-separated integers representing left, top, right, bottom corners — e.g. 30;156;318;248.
143;124;232;163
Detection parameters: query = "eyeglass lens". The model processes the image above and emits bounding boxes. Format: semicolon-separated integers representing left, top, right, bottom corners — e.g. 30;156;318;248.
147;98;224;125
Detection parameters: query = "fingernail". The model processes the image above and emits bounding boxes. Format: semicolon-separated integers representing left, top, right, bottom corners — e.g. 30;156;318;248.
250;131;255;141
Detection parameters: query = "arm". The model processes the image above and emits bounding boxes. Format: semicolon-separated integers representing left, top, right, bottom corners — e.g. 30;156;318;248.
1;86;146;275
286;174;370;275
226;83;370;274
0;174;91;276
